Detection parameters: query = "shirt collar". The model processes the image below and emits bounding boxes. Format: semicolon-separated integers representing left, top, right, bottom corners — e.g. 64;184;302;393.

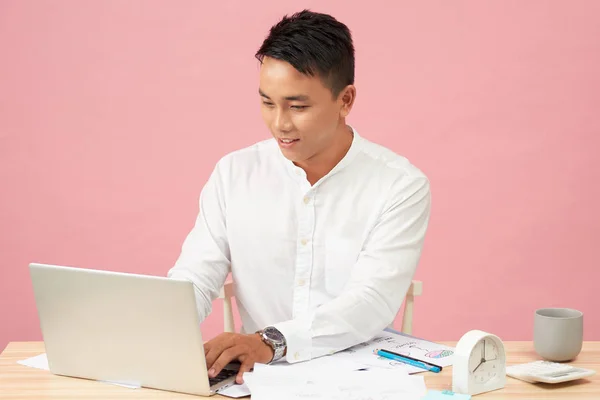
279;125;363;184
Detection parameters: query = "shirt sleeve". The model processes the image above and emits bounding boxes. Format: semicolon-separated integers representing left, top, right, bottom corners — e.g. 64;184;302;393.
167;160;231;322
273;176;431;363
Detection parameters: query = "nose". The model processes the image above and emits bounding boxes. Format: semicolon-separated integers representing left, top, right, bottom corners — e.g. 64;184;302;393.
274;109;293;133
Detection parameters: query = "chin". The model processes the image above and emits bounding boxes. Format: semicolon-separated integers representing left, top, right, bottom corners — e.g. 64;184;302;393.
280;149;304;164
280;151;298;162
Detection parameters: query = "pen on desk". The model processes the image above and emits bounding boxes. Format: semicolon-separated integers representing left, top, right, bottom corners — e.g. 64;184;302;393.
374;349;442;373
379;348;444;370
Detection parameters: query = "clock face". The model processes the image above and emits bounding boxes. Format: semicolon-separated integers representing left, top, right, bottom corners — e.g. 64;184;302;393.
469;338;503;384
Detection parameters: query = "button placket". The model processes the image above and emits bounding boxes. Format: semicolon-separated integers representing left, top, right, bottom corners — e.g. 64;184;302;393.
292;190;315;318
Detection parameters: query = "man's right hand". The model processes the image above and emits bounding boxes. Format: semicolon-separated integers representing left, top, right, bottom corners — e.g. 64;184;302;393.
204;332;274;384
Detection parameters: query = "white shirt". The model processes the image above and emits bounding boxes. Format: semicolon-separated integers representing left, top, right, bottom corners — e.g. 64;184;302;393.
167;127;431;363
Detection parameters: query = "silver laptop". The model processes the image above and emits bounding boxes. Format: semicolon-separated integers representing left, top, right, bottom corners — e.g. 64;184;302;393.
28;262;239;396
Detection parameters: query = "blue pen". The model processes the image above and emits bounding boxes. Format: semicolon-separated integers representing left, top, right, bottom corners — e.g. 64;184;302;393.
375;349;442;373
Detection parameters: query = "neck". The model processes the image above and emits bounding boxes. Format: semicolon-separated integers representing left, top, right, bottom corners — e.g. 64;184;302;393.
295;124;354;185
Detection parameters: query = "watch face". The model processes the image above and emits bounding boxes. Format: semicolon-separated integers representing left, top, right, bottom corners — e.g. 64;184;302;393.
264;327;285;345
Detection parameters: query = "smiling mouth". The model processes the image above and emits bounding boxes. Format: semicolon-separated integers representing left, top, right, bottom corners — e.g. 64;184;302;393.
279;138;299;143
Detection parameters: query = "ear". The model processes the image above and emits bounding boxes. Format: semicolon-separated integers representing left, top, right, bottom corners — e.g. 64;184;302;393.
338;85;356;118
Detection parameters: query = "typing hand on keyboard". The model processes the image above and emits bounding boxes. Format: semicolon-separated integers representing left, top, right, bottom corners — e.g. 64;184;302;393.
204;332;274;384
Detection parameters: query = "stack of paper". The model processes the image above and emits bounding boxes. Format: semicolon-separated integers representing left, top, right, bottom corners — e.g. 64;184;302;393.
245;363;428;400
219;355;373;398
219;352;376;397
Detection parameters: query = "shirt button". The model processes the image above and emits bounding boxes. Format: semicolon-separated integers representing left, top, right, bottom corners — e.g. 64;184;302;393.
300;239;308;246
295;352;300;360
298;279;306;286
303;196;310;204
295;169;302;176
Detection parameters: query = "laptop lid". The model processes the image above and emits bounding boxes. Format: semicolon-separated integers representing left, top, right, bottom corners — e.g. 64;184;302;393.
28;262;237;396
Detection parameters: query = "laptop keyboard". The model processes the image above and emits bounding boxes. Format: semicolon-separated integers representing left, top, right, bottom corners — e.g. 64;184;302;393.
209;368;237;387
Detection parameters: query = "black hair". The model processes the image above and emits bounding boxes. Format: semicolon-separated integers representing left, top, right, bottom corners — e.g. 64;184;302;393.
255;9;355;97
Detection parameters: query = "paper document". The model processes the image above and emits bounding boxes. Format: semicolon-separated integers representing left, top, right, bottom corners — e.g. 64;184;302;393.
17;353;49;370
220;353;367;398
269;352;369;372
17;353;140;389
331;329;454;374
219;382;252;398
246;363;426;400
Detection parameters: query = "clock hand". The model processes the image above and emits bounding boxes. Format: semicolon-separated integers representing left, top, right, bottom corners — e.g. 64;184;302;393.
482;339;486;360
473;341;486;372
473;359;484;373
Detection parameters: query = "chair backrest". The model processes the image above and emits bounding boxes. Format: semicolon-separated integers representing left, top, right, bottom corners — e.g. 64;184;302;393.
218;280;423;335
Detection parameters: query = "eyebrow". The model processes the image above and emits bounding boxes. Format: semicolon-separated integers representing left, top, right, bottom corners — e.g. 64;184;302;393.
259;89;310;102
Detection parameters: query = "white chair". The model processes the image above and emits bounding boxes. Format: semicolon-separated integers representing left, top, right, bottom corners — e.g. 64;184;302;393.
219;279;423;335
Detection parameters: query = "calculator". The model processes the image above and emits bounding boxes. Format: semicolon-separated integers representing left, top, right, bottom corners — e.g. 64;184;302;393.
506;360;596;384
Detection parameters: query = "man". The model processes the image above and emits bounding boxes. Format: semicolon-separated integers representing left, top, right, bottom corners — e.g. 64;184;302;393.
168;9;431;384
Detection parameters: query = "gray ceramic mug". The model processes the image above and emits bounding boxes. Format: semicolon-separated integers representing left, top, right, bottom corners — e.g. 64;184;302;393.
534;308;583;362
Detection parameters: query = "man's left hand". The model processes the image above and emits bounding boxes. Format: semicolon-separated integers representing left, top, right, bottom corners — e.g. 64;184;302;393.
204;332;273;384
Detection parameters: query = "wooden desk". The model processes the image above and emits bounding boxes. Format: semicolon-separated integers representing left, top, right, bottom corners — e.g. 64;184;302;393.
1;341;598;399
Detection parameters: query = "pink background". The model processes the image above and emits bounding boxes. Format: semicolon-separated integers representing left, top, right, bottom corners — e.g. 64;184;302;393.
1;1;599;352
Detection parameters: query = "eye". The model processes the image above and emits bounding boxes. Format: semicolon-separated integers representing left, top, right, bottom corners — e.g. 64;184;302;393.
291;105;309;110
262;101;275;107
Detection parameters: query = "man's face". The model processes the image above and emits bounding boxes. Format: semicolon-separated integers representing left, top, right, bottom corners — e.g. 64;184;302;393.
258;57;347;165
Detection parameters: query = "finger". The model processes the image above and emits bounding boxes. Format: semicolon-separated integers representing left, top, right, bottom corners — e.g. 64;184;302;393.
209;346;246;378
204;332;230;353
206;344;232;372
204;341;212;355
204;334;233;369
236;359;255;384
205;347;219;371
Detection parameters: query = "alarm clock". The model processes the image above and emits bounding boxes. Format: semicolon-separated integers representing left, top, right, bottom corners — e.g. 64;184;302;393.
452;330;507;396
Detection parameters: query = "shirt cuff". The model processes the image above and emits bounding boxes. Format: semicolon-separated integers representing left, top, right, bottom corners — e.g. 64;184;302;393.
272;316;312;363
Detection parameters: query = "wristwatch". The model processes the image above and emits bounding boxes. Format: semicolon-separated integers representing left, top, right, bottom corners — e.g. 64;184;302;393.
257;326;287;363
